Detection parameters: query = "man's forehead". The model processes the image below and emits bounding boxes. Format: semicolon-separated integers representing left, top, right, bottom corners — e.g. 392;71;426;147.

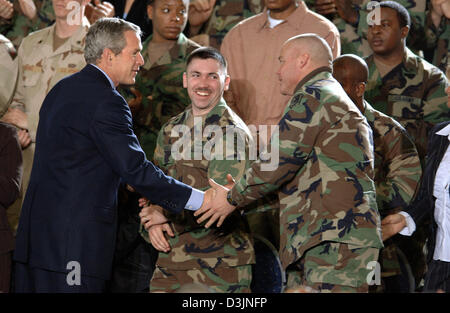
187;58;222;71
156;0;188;6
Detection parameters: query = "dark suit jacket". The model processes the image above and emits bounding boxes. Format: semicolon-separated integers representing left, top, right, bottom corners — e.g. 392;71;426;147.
13;64;193;280
0;122;22;254
406;121;450;262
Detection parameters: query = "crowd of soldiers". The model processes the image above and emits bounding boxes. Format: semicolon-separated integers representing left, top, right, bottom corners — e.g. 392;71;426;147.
0;0;449;293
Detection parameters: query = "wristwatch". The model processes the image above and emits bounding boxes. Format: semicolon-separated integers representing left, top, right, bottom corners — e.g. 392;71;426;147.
226;191;238;207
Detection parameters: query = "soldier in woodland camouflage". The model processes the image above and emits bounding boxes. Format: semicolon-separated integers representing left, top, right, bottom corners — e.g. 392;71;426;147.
305;0;426;57
195;34;383;293
139;47;255;293
365;1;449;163
333;54;422;292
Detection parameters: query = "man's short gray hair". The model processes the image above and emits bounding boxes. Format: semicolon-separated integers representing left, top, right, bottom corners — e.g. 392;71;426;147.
84;17;142;64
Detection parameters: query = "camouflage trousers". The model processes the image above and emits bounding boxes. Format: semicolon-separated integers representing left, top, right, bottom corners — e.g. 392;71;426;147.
246;209;280;250
150;264;252;293
286;241;380;293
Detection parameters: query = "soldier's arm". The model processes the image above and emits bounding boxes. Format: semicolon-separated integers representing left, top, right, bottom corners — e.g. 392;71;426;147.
1;43;28;130
422;70;449;125
195;95;321;227
230;95;320;208
8;42;26;112
375;122;422;214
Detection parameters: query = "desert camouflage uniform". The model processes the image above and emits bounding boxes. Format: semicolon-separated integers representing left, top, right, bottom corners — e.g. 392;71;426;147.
365;48;449;163
185;0;265;49
1;0;55;50
143;99;255;293
363;100;421;285
304;0;426;57
228;67;383;292
119;33;200;161
0;34;17;116
424;12;449;79
6;17;89;234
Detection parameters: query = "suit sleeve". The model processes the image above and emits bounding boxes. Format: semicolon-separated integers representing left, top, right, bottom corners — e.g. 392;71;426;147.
89;93;193;214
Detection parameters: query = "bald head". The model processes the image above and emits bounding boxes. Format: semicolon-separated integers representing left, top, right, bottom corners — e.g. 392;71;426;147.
332;54;368;85
284;34;333;68
332;54;368;111
277;34;333;96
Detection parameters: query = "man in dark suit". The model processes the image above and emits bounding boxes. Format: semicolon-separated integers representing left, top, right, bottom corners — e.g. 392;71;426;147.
13;17;214;293
382;86;450;292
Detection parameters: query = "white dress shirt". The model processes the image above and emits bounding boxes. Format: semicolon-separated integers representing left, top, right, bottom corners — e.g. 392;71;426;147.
400;124;450;262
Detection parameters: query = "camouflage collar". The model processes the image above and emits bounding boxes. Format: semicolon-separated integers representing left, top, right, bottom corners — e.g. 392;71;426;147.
182;98;228;124
141;33;190;70
366;47;418;77
258;1;308;32
293;66;333;94
362;100;376;122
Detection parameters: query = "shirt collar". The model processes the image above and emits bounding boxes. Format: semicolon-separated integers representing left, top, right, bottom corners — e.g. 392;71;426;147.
90;64;116;89
436;123;450;141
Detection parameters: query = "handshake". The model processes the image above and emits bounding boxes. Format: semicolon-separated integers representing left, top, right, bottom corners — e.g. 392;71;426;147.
138;174;238;252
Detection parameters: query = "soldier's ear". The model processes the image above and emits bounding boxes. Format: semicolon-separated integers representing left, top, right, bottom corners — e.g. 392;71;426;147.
224;75;230;91
297;53;309;69
356;82;366;98
400;25;409;40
